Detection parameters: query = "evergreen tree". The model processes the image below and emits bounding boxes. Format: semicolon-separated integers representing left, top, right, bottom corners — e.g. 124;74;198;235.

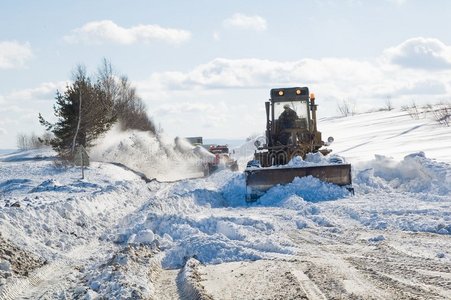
39;66;115;157
39;60;156;159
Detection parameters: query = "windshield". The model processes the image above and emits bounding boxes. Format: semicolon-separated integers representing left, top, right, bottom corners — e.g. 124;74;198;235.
274;100;309;129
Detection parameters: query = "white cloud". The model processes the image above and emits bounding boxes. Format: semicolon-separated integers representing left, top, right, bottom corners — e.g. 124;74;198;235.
384;37;451;70
143;57;381;92
8;81;66;101
0;81;62;148
154;101;229;129
1;81;65;120
138;38;451;103
393;80;447;96
64;20;191;45
0;105;24;113
223;13;267;31
0;41;33;69
0;127;6;135
156;102;217;115
136;37;451;132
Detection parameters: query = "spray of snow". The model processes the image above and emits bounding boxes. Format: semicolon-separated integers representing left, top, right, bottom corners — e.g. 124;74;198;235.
231;135;264;169
89;125;206;181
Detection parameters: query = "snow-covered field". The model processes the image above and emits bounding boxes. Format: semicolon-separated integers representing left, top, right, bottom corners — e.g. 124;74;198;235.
0;109;450;299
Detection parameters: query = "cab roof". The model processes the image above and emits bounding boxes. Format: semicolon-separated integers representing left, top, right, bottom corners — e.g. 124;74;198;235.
270;87;309;102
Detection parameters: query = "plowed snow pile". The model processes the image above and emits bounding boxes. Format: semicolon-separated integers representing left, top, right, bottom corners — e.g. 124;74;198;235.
0;109;450;299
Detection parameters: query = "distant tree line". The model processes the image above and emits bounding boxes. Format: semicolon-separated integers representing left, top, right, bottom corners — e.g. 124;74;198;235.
38;59;156;159
335;95;450;127
402;101;450;126
16;132;52;150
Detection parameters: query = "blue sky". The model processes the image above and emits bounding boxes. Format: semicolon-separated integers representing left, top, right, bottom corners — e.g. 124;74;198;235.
1;0;451;148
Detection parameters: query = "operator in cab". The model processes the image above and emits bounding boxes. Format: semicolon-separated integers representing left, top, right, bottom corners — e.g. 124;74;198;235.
278;103;298;145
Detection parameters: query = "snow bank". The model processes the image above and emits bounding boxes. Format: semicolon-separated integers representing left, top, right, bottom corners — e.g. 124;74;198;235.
0;151;155;299
178;258;214;300
0;164;151;259
0;148;55;163
288;152;346;167
80;246;160;299
219;166;350;207
355;152;450;196
259;176;350;204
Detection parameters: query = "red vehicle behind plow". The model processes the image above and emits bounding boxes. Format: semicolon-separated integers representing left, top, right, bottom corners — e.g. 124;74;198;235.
203;145;238;176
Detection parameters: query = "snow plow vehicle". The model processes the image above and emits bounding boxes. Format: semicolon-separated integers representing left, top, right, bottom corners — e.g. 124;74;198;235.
180;137;239;176
203;145;238;176
245;87;352;201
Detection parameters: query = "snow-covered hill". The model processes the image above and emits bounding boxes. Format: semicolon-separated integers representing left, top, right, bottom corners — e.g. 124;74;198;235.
0;109;450;299
321;109;451;164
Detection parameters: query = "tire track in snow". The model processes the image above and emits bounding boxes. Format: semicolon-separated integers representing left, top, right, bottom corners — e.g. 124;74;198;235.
153;268;180;300
0;240;107;299
288;226;451;299
196;259;311;299
349;245;451;299
0;259;71;300
153;257;215;300
286;229;391;299
290;270;327;300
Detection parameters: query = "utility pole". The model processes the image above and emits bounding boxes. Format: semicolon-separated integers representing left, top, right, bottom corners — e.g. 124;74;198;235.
75;145;89;179
72;90;82;154
81;149;84;179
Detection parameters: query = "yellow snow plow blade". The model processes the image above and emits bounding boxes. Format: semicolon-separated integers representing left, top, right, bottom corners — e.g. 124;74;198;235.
245;164;352;201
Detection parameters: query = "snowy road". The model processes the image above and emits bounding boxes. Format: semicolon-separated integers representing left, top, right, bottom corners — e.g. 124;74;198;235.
1;157;450;299
141;171;451;300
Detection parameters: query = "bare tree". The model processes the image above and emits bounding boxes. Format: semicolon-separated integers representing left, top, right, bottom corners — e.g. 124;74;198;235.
29;133;41;148
385;96;393;111
402;101;420;119
38;132;53;146
97;58;120;104
17;132;45;150
337;99;356;117
96;59;156;133
432;102;450;126
17;133;28;150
